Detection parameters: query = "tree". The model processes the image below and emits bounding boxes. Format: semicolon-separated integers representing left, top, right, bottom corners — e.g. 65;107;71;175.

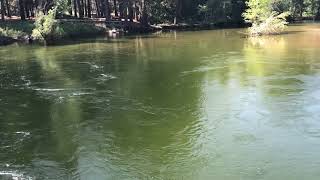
243;0;290;35
74;0;78;17
5;0;10;17
19;0;26;20
174;0;182;24
231;0;246;23
87;0;91;17
0;0;5;20
113;0;118;16
102;0;111;20
140;0;148;25
292;0;305;17
32;8;60;45
76;0;84;18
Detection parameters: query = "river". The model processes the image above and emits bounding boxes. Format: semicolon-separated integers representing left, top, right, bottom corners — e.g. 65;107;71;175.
1;23;320;180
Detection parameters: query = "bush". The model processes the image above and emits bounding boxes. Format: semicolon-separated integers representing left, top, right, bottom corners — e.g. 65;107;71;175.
0;27;28;40
243;0;290;36
58;21;105;38
32;8;65;45
248;12;290;35
32;7;106;45
0;21;34;34
0;21;34;40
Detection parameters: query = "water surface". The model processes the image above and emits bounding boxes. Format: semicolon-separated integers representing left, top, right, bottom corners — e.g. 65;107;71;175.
1;24;320;180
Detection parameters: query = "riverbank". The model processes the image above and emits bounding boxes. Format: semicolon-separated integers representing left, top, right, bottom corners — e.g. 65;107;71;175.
157;21;247;31
0;20;247;46
0;20;108;46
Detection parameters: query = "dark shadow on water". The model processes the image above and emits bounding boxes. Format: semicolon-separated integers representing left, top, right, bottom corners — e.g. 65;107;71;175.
43;38;131;47
281;30;306;35
35;33;165;47
289;22;320;26
240;30;306;39
124;34;163;39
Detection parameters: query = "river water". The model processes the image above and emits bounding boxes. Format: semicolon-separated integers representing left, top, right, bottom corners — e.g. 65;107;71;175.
1;24;320;180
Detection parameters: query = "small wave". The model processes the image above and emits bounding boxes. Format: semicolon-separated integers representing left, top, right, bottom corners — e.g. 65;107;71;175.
227;51;240;54
33;88;66;92
21;76;32;86
70;92;93;96
15;132;31;137
79;62;103;70
0;171;33;180
33;88;96;92
97;74;117;81
181;66;227;76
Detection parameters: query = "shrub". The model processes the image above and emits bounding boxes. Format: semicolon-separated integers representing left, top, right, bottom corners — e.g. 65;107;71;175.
58;21;105;38
243;0;290;36
0;27;28;40
0;21;34;40
248;12;290;35
32;8;65;45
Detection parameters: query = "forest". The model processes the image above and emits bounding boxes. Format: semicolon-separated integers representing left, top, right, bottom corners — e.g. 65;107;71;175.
0;0;320;25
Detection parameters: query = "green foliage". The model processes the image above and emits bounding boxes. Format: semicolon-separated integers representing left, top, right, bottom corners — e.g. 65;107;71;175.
58;22;105;38
148;0;175;24
55;0;70;15
0;21;34;40
200;0;225;22
32;8;65;44
0;27;27;39
249;11;290;35
270;0;291;13
243;0;271;23
0;21;34;33
304;0;320;17
243;0;290;36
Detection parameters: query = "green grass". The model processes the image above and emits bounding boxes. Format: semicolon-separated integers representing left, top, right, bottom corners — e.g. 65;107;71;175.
0;20;106;45
0;21;35;39
58;21;106;38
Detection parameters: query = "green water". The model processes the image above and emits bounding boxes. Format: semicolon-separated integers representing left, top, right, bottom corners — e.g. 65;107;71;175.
1;24;320;180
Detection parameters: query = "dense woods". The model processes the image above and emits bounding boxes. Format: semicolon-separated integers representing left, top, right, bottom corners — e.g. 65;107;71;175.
1;0;320;45
1;0;320;24
0;0;245;25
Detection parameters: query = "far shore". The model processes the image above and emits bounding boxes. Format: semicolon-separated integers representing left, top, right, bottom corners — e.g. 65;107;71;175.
1;18;318;46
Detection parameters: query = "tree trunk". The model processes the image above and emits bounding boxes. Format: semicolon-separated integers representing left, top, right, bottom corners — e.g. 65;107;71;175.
24;0;30;18
87;0;91;18
94;0;100;17
83;0;87;17
114;0;118;16
79;0;84;18
34;0;38;12
174;0;182;24
5;0;10;17
119;0;124;18
0;0;5;20
19;0;26;20
73;0;78;17
140;0;147;26
134;1;139;21
100;0;104;17
128;0;133;22
68;0;72;15
76;0;84;18
102;0;110;20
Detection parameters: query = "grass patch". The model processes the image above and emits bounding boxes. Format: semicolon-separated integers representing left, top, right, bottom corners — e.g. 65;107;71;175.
58;21;106;38
0;21;35;39
0;20;106;45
